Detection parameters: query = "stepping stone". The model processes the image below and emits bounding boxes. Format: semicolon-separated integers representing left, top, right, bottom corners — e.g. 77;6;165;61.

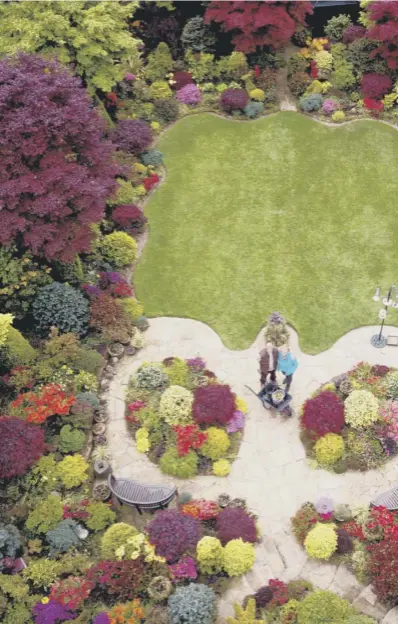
352;585;388;620
382;607;398;623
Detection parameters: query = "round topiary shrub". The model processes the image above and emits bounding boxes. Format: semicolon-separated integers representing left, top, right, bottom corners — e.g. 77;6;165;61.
254;585;274;608
332;110;345;122
159;447;198;479
159;385;194;425
168;583;215;624
100;522;138;560
213;458;231;476
196;536;224;575
33;282;89;336
243;101;264;118
322;98;337;115
216;507;257;545
222;538;255;577
98;231;137;268
154;98;180;124
297;589;354;624
315;433;345;466
147;510;201;563
344;390;379;428
301;391;345;437
199;427;230;460
193;385;236;426
304;523;337;560
113;119;153;155
220;88;249;113
0;416;45;479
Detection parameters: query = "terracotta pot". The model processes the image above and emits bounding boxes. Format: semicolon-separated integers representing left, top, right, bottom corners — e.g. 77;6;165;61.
94;459;111;478
92;422;106;436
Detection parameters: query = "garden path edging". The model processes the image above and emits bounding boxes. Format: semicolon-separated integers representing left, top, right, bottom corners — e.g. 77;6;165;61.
105;317;398;622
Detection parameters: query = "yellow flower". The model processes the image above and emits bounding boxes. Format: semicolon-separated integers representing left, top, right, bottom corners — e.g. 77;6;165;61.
41;597;50;604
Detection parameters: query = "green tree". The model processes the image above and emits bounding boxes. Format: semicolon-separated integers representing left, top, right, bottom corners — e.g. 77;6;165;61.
0;1;142;93
145;42;173;81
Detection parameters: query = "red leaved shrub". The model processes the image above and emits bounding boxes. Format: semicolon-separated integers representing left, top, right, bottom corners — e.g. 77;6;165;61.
147;510;201;563
50;576;94;611
0;416;45;479
172;71;193;91
301;391;345;437
216;507;257;545
112;204;147;235
192;385;236;426
0;54;117;262
361;73;392;99
368;538;398;601
342;25;366;44
220;88;248;112
86;559;147;601
89;294;131;342
363;97;384;112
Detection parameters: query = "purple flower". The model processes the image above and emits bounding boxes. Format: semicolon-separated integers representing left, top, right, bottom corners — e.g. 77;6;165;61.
315;497;334;515
226;410;245;433
186;357;206;370
93;613;110;624
33;600;76;624
169;555;197;581
268;311;285;325
322;99;337;115
82;284;101;298
124;73;136;82
176;84;202;106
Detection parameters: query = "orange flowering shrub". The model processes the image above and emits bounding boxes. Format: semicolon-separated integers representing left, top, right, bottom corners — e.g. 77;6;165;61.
107;599;145;624
11;383;75;424
181;499;221;521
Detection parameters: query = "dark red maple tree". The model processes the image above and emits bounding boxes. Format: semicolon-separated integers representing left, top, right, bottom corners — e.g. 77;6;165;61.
366;1;398;70
0;54;118;262
204;1;313;53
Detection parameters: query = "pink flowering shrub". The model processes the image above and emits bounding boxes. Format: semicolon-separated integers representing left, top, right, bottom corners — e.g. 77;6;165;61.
226;410;245;433
322;99;337;115
380;401;398;442
176;84;202;105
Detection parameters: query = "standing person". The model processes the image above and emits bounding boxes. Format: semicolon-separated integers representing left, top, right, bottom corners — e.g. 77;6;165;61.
259;341;279;386
277;345;298;393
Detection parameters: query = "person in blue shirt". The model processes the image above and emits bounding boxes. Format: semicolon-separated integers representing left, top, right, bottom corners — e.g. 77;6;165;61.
277;344;298;394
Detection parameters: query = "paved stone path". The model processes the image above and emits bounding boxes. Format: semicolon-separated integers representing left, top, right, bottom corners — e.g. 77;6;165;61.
106;321;398;621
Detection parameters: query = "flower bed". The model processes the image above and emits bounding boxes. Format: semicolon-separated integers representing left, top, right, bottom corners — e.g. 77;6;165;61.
125;357;247;478
300;362;398;472
292;497;398;606
232;577;376;623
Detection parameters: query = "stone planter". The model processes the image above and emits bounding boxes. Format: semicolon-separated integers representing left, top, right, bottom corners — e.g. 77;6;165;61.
133;315;149;331
94;459;112;478
75;524;89;540
94;434;107;446
92;422;106;436
125;345;136;357
94;410;109;424
107;342;125;359
93;482;111;501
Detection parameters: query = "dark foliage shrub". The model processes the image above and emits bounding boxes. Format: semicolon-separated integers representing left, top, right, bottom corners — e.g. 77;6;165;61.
368;539;398;602
257;67;278;90
0;54;117;262
112;204;147;235
0;416;45;479
193;384;235;426
147;510;201;563
301;391;345;437
254;585;274;608
360;73;392;99
0;523;20;571
181;16;215;54
172;71;194;90
220;88;249;112
216;507;257;545
342;25;366;44
346;38;389;76
287;71;312;96
33;282;89;336
113;119;153;156
336;528;353;554
154;98;180;124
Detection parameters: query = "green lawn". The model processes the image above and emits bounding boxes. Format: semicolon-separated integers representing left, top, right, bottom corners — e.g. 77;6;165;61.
135;112;398;353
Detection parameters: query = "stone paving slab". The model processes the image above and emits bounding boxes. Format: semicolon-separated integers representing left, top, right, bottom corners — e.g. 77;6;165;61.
106;318;398;621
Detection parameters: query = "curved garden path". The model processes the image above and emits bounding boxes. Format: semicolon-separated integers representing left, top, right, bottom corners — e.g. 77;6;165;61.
106;318;398;621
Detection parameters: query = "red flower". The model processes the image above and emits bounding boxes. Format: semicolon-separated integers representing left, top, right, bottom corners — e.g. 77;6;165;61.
12;384;75;424
173;424;208;456
254;64;261;78
143;173;160;191
363;97;384;111
310;60;318;78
